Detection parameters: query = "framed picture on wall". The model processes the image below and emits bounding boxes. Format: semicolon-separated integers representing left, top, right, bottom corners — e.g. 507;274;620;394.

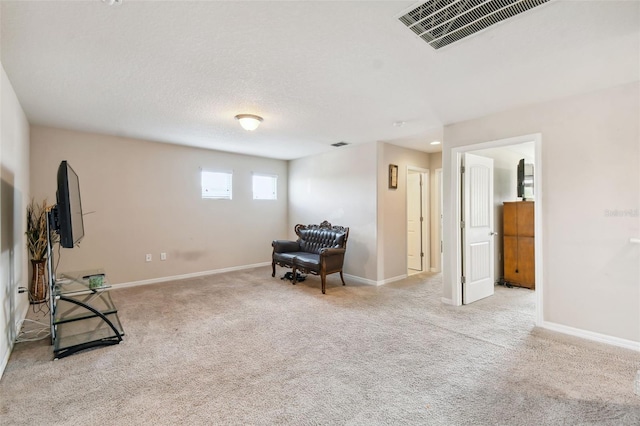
389;164;398;189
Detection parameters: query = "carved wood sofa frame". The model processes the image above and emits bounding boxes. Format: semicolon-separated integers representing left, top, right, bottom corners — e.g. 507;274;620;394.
271;221;349;294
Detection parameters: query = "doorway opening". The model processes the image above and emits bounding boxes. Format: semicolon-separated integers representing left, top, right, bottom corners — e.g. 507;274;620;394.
450;133;543;325
407;167;429;276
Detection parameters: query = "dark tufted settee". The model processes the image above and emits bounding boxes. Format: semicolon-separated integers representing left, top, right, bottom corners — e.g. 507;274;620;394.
272;221;349;294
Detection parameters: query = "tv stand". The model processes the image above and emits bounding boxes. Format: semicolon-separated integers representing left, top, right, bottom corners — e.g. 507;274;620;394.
45;209;124;359
50;269;124;359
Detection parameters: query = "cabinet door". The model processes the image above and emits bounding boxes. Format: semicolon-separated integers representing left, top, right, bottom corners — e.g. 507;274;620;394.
503;236;535;288
503;236;518;283
503;203;518;236
518;237;535;289
517;202;535;237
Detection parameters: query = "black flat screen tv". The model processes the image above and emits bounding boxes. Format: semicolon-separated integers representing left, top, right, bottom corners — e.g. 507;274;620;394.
56;161;85;248
517;158;534;200
517;159;525;198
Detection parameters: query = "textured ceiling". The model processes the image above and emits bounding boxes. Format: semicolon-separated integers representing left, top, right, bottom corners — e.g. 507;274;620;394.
1;1;638;160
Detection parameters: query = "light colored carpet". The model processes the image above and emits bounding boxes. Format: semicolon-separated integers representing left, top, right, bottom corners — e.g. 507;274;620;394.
1;267;639;425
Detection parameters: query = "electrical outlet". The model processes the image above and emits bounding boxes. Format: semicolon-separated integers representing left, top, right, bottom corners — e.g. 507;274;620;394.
160;252;167;261
145;254;152;262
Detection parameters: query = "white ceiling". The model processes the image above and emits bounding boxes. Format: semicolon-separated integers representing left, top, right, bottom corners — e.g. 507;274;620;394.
1;1;638;160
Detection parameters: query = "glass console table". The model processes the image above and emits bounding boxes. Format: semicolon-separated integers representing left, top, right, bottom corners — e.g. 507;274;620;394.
51;269;124;359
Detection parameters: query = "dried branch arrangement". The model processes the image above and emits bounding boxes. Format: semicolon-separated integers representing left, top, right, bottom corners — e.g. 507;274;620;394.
26;199;58;261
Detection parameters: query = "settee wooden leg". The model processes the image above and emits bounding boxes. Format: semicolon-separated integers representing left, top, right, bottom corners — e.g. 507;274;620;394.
272;261;276;278
340;271;346;286
291;267;297;285
321;274;326;294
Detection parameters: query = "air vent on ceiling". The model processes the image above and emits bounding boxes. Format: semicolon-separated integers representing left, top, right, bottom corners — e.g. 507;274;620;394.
331;142;349;147
399;0;551;50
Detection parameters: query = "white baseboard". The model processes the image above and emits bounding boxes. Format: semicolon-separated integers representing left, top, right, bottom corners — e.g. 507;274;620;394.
1;299;29;380
540;321;640;352
0;345;10;382
112;262;271;289
441;297;454;305
343;273;407;286
380;274;408;285
343;274;378;286
113;265;402;290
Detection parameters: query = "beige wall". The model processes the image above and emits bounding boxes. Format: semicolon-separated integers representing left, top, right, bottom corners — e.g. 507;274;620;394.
1;64;30;377
442;82;640;343
378;143;431;280
30;127;288;284
288;142;378;282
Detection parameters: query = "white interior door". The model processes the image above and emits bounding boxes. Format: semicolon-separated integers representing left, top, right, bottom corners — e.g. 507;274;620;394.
407;171;422;271
462;153;495;304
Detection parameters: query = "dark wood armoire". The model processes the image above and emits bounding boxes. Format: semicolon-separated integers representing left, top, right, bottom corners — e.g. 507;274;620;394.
503;201;535;289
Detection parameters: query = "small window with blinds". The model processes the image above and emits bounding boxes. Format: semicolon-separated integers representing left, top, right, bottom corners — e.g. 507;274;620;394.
202;171;232;200
252;174;277;200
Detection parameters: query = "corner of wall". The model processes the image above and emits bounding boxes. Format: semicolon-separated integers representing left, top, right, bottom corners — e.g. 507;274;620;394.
0;63;32;379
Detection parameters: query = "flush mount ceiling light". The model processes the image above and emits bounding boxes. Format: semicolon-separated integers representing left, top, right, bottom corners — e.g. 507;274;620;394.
235;114;263;131
430;140;441;145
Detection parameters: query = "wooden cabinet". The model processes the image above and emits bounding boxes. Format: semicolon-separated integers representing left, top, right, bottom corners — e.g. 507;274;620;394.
503;201;535;289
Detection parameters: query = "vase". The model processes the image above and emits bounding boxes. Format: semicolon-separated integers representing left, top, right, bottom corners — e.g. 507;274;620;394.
29;259;48;304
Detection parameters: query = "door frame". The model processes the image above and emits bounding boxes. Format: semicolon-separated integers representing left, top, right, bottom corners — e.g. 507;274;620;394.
406;166;430;274
435;168;443;273
449;133;544;325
